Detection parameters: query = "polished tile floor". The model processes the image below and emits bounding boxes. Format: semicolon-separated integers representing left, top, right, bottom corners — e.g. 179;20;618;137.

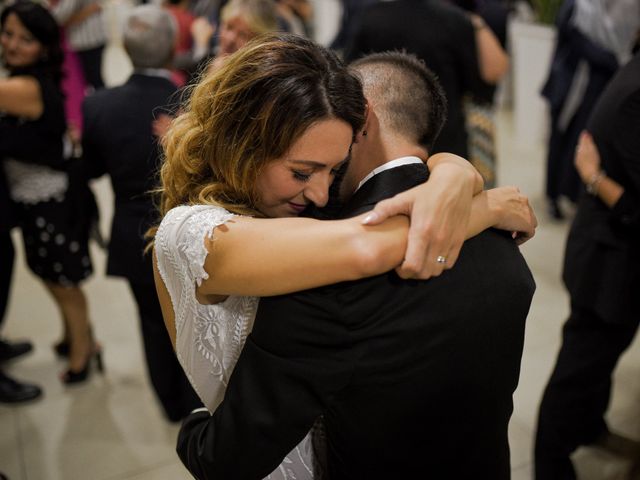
2;62;640;480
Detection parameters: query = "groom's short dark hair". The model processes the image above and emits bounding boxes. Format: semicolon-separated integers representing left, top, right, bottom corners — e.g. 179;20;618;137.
350;51;448;152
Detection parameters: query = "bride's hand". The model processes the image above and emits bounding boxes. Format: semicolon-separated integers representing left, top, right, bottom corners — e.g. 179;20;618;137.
362;155;479;279
486;187;537;245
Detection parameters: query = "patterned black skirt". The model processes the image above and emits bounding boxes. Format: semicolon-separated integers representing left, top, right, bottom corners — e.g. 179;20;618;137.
15;191;93;286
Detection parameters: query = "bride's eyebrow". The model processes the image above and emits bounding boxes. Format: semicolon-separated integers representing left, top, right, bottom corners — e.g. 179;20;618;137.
289;153;351;168
289;159;329;168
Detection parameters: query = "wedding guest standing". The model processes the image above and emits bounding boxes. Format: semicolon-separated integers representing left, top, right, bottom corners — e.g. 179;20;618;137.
535;50;640;480
343;0;508;159
0;0;100;385
82;4;201;421
199;0;278;74
0;166;42;404
51;0;107;90
541;0;640;219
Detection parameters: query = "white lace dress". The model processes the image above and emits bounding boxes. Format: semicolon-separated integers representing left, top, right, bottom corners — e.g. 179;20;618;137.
155;204;316;479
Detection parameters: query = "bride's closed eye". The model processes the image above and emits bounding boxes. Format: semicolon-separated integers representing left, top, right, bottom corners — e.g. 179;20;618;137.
292;165;342;183
292;170;312;182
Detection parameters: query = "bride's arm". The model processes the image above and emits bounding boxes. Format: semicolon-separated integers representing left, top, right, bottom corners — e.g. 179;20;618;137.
197;213;409;298
361;153;482;278
466;187;537;244
197;157;536;298
195;185;536;300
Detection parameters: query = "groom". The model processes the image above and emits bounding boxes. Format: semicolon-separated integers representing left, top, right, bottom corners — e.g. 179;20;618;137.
176;52;536;478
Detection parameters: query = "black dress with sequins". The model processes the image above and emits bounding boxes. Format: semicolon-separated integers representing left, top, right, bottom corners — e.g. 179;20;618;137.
0;67;94;286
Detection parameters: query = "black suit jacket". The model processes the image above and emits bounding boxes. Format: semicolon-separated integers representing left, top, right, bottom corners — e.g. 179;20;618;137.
0;167;14;233
177;163;535;479
562;53;640;324
344;0;485;157
82;73;178;283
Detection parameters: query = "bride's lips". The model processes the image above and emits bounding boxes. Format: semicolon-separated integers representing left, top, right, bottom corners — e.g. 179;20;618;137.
288;202;308;214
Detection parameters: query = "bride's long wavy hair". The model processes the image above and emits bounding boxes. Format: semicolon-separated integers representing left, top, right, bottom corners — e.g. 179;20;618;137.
153;33;365;231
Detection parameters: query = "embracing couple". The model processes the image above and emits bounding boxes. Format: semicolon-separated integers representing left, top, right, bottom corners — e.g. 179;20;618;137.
151;33;536;479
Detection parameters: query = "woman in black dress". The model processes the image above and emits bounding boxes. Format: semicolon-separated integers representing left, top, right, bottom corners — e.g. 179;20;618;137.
0;1;100;383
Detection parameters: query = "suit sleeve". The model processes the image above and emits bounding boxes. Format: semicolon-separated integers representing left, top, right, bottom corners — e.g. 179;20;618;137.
610;90;640;231
81;97;107;179
176;289;355;480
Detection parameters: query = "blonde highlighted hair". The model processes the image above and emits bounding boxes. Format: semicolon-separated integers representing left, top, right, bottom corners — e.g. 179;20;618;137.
155;32;365;229
220;0;278;36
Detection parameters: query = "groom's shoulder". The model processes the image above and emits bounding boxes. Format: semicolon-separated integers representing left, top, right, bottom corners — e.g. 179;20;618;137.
459;228;536;294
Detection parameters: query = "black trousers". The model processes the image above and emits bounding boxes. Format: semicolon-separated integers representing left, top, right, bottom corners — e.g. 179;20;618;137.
0;231;14;330
127;280;202;422
77;45;105;90
535;304;640;479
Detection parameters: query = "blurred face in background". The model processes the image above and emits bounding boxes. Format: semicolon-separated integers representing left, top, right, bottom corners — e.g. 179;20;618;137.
0;12;44;69
218;13;257;56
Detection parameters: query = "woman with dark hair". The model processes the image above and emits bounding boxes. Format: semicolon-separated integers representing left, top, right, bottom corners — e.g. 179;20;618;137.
0;1;100;384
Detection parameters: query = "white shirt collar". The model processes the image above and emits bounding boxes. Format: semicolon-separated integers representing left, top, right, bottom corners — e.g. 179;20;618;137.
355;156;424;192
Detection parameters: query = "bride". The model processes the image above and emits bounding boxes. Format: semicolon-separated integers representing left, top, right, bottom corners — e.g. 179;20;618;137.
153;33;527;479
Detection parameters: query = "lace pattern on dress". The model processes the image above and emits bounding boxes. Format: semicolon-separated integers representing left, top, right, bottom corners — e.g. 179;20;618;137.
155;205;317;480
266;430;316;480
155;204;258;411
3;158;68;204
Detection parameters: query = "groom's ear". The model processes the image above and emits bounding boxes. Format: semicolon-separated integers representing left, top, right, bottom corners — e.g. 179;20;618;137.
354;100;373;143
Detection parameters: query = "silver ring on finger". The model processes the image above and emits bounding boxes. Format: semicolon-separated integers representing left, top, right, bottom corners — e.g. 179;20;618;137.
436;255;447;264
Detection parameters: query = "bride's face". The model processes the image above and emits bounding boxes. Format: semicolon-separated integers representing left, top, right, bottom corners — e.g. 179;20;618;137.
255;118;353;218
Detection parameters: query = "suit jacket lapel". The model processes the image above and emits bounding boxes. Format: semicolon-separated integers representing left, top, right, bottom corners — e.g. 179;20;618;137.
339;163;429;218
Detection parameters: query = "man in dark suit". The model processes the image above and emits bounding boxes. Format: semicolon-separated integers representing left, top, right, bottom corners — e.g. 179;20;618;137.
343;0;508;158
535;51;640;480
0;40;41;400
176;52;535;478
0;167;42;403
82;4;201;421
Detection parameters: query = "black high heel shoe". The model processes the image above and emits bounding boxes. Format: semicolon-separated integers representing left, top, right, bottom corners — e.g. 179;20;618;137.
60;349;104;385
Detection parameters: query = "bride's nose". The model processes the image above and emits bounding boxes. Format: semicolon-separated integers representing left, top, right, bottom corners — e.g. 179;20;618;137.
303;175;330;208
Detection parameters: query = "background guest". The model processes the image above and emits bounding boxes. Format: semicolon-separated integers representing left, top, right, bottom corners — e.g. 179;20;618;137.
330;0;378;53
172;0;278;82
343;0;508;159
449;0;516;187
48;0;87;155
275;0;312;37
541;0;640;219
535;50;640;480
0;0;100;385
0;166;42;404
50;0;106;90
163;0;196;86
208;0;278;70
81;4;202;421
